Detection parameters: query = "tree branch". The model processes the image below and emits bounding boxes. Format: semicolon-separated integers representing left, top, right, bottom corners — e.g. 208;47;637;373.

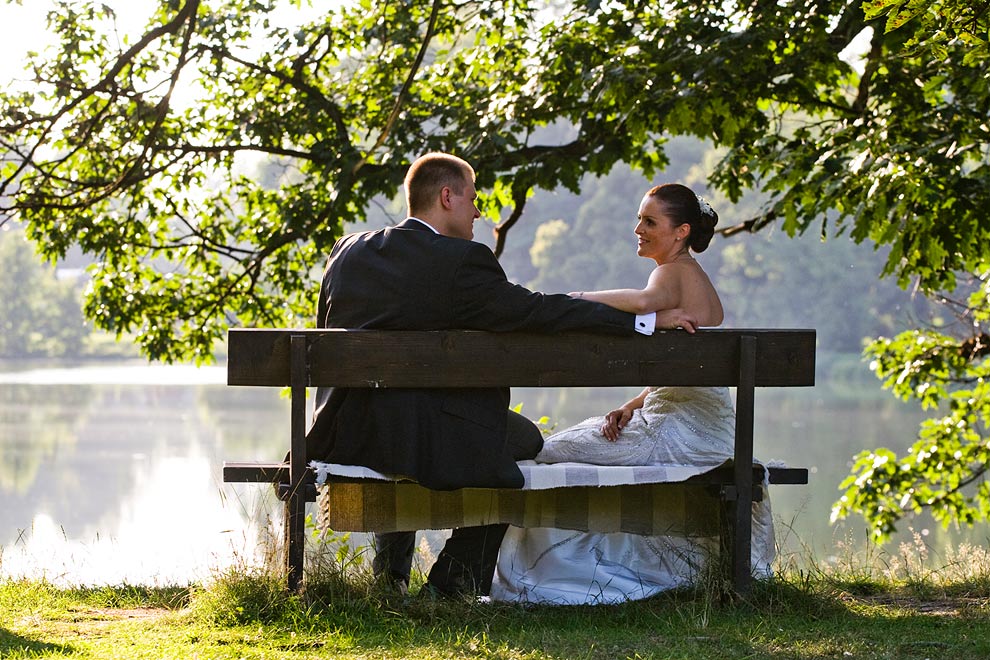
2;0;201;189
960;333;990;360
212;46;351;143
352;0;443;177
177;143;315;160
718;211;778;237
492;182;530;259
112;0;200;194
852;25;885;115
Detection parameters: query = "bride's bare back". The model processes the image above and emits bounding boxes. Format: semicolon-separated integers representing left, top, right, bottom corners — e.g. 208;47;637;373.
645;259;723;327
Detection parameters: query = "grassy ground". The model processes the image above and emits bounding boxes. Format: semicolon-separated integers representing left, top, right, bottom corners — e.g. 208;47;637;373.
2;575;988;659
4;538;990;660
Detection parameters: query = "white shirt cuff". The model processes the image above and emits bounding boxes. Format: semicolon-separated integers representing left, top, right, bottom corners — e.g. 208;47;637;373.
634;312;656;335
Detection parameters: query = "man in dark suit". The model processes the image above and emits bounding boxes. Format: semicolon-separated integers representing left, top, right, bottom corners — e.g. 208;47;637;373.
306;152;693;597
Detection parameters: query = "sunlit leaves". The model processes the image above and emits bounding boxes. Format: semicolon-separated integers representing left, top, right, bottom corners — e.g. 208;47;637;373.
834;276;990;541
833;388;990;541
864;0;990;63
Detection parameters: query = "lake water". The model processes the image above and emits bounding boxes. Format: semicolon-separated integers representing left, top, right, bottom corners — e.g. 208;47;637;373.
0;361;981;586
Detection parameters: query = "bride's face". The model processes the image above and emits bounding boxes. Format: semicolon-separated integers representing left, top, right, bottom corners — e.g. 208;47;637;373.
635;196;688;262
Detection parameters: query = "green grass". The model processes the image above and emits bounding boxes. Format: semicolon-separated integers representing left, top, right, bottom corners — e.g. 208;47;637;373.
2;573;988;659
4;536;990;659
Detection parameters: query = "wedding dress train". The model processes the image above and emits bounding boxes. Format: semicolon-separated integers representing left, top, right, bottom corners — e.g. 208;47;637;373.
490;386;775;605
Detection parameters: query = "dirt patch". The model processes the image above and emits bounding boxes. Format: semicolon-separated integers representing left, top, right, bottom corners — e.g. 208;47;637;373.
88;607;173;621
842;593;990;616
57;606;176;626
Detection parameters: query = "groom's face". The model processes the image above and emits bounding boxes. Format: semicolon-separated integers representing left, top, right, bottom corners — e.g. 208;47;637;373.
445;175;480;240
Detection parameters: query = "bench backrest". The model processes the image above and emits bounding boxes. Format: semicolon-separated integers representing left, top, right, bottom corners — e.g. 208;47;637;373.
226;328;816;388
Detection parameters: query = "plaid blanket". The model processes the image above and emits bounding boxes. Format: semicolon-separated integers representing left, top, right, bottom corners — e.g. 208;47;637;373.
311;460;732;536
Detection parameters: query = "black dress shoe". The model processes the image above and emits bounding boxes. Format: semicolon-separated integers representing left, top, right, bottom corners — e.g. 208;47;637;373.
375;574;409;596
416;581;466;602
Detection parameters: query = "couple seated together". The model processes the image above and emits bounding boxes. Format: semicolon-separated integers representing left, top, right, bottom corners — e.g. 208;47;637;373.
305;152;773;605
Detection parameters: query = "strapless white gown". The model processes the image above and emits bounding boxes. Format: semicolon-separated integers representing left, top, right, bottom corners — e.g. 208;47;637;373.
491;386;775;605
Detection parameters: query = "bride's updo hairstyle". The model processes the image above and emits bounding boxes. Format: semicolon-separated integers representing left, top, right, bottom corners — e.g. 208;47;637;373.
646;183;718;253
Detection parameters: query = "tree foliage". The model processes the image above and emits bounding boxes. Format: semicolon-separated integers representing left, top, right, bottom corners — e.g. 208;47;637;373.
1;0;989;536
3;0;983;361
832;277;990;541
516;139;938;356
825;0;990;540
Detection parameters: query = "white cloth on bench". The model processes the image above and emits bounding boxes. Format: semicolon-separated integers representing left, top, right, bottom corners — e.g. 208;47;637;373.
310;459;717;489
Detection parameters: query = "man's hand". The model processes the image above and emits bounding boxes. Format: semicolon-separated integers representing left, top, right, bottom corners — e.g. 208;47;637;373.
655;308;697;334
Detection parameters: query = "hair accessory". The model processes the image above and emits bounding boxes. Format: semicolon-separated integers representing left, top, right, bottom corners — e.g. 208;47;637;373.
697;195;713;216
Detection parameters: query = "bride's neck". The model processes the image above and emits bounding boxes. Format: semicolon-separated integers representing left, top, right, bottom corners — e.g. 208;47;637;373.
657;251;694;266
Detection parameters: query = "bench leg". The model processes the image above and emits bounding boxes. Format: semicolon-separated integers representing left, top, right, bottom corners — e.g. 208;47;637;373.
285;487;306;592
286;334;308;592
730;494;752;596
730;335;756;597
717;488;753;599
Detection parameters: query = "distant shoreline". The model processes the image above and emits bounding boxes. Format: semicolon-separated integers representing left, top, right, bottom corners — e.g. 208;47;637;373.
0;360;226;385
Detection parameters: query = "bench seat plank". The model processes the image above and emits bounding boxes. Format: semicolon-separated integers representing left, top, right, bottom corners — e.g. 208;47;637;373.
222;460;808;538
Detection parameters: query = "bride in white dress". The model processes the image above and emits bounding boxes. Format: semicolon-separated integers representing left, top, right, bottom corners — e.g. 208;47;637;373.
491;184;774;605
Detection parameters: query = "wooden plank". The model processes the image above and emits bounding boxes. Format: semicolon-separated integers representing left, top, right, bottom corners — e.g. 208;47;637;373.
222;462;290;482
226;328;816;388
766;467;809;484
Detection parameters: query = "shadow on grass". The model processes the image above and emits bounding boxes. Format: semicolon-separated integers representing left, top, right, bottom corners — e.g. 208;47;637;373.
0;626;73;657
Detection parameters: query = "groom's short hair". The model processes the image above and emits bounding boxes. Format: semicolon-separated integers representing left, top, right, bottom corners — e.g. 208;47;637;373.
405;153;475;216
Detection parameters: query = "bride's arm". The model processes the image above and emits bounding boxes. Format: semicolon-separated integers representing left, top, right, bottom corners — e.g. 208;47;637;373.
571;268;675;315
600;387;650;441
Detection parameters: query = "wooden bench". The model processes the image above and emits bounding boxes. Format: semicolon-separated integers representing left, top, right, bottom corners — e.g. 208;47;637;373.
222;328;815;595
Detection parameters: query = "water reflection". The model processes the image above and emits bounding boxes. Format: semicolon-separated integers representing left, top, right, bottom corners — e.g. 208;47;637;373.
1;363;984;585
0;384;94;495
1;364;287;585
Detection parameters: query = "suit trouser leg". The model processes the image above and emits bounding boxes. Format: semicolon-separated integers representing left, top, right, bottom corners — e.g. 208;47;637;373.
427;523;508;595
372;411;543;594
427;410;543;596
372;531;416;592
505;408;544;463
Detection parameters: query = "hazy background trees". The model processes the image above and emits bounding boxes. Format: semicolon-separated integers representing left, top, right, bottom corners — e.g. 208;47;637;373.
0;229;88;358
1;131;933;361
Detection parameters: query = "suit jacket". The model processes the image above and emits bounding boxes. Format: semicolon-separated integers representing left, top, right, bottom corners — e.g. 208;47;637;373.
305;219;637;490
